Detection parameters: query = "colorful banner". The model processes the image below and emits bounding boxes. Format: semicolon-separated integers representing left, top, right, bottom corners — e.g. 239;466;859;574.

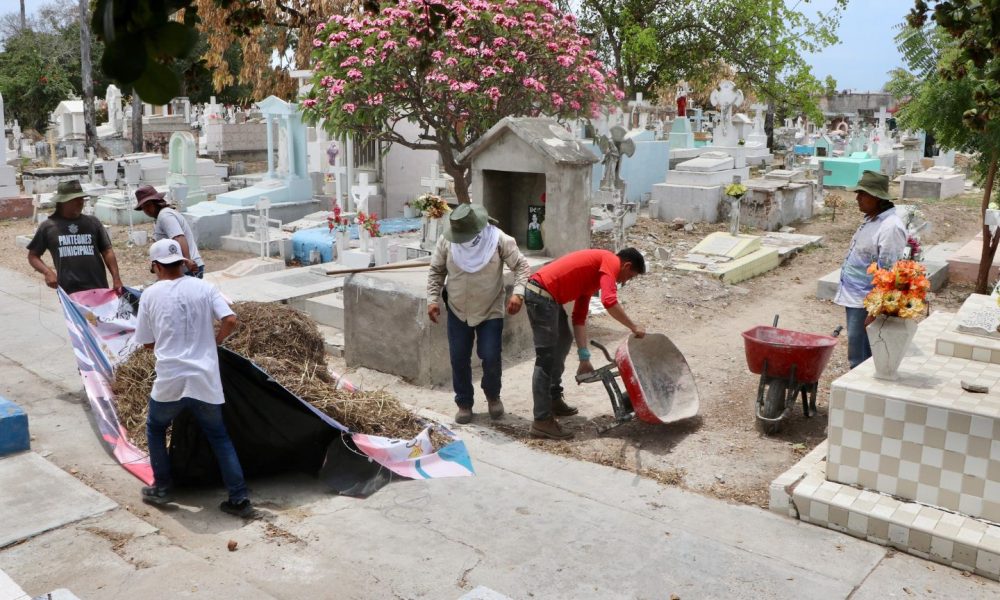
57;287;153;484
57;287;473;485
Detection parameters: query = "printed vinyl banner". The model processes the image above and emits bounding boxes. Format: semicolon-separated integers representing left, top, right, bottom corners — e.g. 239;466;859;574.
57;287;474;494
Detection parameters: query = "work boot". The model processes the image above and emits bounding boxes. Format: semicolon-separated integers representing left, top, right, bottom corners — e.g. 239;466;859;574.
455;406;473;424
220;498;256;518
487;397;505;419
551;394;579;417
141;485;174;506
530;417;574;440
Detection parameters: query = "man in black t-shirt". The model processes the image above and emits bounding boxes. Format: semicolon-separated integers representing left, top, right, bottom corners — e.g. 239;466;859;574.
26;180;123;295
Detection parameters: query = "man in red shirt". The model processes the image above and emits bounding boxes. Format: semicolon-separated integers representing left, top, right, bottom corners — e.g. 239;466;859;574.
524;247;646;439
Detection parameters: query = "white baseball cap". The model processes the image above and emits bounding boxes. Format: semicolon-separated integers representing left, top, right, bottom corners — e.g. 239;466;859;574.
149;239;185;268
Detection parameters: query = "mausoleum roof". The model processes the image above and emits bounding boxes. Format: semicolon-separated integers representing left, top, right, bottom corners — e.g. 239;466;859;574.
458;117;598;166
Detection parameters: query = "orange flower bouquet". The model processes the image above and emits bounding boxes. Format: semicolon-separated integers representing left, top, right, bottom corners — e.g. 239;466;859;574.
863;260;930;319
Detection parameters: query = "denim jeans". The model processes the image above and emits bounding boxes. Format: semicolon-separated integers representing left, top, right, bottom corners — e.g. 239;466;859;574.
845;307;872;369
446;305;503;407
146;397;249;502
184;264;205;279
525;288;574;420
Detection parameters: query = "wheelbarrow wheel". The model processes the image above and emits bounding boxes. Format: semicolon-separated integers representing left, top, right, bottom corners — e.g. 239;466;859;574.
758;380;787;435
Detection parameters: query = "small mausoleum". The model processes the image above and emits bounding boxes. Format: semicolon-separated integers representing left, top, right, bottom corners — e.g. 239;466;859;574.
459;117;597;257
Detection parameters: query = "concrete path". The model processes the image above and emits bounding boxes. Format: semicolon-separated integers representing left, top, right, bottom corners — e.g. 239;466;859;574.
0;267;996;599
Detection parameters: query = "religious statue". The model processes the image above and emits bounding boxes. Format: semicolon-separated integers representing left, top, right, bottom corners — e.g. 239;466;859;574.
326;141;340;166
596;125;635;192
675;80;691;118
709;80;745;139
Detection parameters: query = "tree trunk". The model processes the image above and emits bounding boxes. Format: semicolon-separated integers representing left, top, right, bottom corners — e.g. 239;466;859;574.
19;0;25;30
438;144;471;204
975;154;1000;294
131;94;143;152
79;0;96;152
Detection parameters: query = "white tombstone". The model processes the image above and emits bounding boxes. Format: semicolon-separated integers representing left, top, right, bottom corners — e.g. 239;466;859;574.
420;163;448;196
105;84;124;134
351;172;378;215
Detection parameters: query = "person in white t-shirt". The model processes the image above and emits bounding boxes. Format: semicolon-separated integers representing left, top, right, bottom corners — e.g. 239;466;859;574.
133;238;253;517
134;185;205;278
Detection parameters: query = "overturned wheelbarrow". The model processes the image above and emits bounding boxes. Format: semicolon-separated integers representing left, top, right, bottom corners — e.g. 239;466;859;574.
576;333;700;432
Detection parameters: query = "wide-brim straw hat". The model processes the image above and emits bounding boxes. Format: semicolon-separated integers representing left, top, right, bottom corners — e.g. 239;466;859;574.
847;170;894;201
52;179;91;204
443;203;497;243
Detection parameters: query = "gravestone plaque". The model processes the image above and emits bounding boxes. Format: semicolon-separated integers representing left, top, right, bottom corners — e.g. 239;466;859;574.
956;308;1000;340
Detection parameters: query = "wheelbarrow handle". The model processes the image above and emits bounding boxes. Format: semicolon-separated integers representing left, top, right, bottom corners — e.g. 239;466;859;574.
590;340;615;363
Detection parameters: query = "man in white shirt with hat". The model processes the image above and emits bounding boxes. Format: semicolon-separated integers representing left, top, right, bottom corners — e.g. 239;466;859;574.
134;238;253;517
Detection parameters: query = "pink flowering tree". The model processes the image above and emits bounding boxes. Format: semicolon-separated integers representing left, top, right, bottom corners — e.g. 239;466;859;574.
302;0;621;204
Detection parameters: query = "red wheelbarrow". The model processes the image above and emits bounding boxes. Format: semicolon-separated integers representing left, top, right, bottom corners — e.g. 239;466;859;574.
741;316;842;434
576;333;700;432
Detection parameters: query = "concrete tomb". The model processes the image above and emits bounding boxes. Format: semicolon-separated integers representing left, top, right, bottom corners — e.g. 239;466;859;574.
650;150;750;223
771;300;1000;579
900;166;966;200
460;117;597;257
818;153;882;188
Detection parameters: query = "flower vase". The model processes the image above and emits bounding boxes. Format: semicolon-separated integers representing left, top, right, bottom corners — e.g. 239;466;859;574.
335;230;349;262
373;237;388;266
866;315;917;380
403;205;417;219
359;229;371;253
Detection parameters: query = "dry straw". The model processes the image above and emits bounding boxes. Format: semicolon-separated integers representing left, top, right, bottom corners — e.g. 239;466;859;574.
111;302;444;451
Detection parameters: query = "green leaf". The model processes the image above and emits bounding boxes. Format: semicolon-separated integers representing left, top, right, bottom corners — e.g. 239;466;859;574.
133;60;181;104
148;21;197;59
102;34;147;83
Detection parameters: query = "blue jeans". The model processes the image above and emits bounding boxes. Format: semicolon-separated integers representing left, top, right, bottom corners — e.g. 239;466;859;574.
146;397;248;502
447;306;503;407
525;288;574;420
845;307;871;369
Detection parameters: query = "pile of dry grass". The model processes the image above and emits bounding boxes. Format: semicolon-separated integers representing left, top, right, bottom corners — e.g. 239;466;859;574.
111;301;440;451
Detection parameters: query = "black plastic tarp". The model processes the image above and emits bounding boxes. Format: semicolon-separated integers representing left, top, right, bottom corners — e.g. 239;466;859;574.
168;348;395;496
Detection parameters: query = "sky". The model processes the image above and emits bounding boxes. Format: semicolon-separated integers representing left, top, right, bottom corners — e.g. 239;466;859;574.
1;0;913;92
795;0;913;92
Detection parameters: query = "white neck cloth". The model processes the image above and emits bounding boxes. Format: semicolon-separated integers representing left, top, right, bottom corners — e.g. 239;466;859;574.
450;224;499;273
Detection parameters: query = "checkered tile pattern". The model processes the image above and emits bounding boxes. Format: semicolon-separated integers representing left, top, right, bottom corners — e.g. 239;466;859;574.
770;441;1000;580
937;294;1000;365
828;310;1000;522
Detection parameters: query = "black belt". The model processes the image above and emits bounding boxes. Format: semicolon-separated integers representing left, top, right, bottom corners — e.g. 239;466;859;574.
525;281;553;301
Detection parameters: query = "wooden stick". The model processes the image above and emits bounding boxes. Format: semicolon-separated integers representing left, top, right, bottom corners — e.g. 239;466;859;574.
324;258;431;276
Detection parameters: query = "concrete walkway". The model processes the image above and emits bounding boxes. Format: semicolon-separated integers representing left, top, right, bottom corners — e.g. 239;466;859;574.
0;267;996;599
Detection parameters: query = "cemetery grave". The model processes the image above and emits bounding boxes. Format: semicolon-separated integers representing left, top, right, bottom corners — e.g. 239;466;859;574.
318;186;986;512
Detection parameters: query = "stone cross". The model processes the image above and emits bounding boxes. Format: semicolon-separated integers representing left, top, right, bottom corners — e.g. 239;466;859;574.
246;197;282;259
351;172;378;214
420;163;448;196
709;80;744;139
875;107;890;131
329;163;347;208
692;108;704;132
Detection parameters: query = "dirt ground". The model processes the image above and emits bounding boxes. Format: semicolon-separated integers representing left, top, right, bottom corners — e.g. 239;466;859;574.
3;185;987;509
331;185;985;508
